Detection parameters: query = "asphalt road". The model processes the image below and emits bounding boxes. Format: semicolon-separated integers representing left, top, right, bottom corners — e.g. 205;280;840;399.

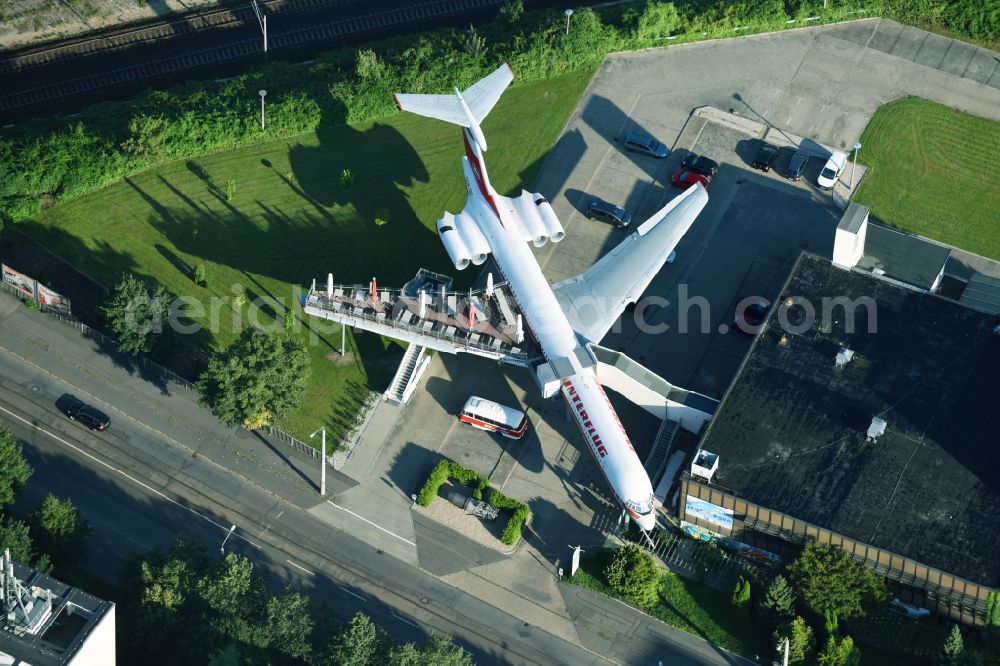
0;376;588;665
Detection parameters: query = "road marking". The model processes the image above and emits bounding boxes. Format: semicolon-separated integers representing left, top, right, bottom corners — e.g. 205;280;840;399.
326;501;415;546
392;613;419;628
0;403;262;551
338;586;367;602
258;510;284;539
285;559;314;576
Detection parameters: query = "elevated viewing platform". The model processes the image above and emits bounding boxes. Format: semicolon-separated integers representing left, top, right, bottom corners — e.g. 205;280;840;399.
302;269;540;365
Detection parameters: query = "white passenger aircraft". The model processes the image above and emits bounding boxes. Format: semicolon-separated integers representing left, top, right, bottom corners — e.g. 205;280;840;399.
312;64;709;531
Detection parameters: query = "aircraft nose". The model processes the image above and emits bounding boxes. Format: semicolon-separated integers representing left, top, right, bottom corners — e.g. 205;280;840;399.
638;513;656;531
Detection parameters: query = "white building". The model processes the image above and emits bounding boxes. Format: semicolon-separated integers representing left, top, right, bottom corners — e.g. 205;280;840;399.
0;551;115;665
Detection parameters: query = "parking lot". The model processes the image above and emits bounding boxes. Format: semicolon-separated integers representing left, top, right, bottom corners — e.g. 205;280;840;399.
312;17;1000;644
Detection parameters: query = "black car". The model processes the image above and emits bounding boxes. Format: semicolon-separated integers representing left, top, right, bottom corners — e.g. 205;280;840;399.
680;154;719;178
751;142;779;172
587;200;632;230
784;152;810;181
624;132;668;158
67;402;111;431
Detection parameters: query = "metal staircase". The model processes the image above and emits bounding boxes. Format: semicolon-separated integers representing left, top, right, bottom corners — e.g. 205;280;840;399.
644;418;680;484
385;343;429;404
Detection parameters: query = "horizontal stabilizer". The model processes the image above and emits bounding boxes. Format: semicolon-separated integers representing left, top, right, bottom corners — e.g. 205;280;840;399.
394;63;514;151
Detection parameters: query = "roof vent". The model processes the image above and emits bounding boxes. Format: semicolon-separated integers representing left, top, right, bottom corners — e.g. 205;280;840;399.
835;348;854;368
866;417;887;442
691;450;720;483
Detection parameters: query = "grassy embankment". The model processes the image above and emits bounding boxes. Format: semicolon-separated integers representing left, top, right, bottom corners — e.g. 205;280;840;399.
853;97;1000;261
22;69;594;440
567;549;767;659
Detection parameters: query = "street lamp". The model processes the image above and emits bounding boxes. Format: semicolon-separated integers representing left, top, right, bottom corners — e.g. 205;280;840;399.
251;0;267;52
258;89;267;130
310;426;327;496
849;141;862;193
564;9;573;35
220;524;236;555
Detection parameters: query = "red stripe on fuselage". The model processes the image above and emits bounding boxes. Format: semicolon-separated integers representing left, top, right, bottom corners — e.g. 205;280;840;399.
462;131;504;224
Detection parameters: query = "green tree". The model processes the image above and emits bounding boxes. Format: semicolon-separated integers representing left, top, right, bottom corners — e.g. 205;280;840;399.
787;540;887;621
632;0;681;46
0;518;51;573
772;616;815;665
817;634;861;666
197;553;269;651
941;624;964;663
499;0;523;23
415;634;474;666
390;634;473;666
29;494;85;568
604;542;660;606
759;574;796;623
135;539;210;647
193;264;207;287
731;575;751;624
0;423;31;508
196;327;310;429
266;589;313;661
985;591;1000;627
100;274;170;356
325;612;390;666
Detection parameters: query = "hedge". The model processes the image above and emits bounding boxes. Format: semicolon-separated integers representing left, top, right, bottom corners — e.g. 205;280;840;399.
2;0;996;225
416;457;530;545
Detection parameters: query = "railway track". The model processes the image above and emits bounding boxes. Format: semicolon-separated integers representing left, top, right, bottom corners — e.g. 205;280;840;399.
0;0;505;120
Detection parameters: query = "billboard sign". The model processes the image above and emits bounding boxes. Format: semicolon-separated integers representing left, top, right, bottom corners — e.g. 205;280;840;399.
685;495;734;530
36;283;71;317
2;264;35;299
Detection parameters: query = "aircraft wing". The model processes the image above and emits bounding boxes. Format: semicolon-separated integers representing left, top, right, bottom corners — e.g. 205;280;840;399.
394;93;470;126
552;184;709;344
462;63;515;122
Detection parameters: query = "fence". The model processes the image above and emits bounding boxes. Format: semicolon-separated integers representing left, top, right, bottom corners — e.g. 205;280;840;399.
2;280;326;465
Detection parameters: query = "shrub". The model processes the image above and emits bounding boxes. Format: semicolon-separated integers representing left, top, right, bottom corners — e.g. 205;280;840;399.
341;168;353;188
816;634;861;666
224;179;236;201
0;195;40;225
193;264;207;287
773;616;816;665
487;488;530;545
500;505;529;545
472;476;489;501
603;542;659;606
731;575;751;624
447;462;479;488
417;459;450;506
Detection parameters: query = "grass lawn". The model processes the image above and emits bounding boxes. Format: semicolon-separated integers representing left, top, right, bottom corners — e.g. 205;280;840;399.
21;68;594;441
853;97;1000;260
567;549;765;659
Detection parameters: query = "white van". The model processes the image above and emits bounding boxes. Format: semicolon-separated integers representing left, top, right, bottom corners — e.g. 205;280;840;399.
817;151;848;190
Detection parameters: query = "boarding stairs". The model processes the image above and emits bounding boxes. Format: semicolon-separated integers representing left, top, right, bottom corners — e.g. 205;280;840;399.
644;418;680;483
385;343;429;404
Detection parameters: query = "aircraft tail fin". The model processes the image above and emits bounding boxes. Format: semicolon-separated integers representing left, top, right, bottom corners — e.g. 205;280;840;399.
394;63;514;151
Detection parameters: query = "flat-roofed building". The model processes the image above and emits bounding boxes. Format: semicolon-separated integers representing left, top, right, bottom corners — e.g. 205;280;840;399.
0;551;115;665
679;253;999;625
